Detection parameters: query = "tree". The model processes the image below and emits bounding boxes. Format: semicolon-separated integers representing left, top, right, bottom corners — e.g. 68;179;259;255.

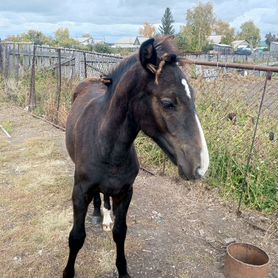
265;32;277;50
139;22;156;38
213;20;235;45
238;21;261;48
54;27;80;48
158;7;175;35
179;2;215;52
93;43;112;54
5;30;51;45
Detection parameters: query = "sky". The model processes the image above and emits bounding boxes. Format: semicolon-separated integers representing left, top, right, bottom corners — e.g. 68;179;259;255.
0;0;277;43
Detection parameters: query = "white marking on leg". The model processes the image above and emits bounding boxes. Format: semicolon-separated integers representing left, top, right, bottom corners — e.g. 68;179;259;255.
181;78;191;99
195;114;209;177
102;207;113;232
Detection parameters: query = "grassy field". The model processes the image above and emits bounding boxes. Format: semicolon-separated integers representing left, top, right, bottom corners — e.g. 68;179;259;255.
1;69;277;213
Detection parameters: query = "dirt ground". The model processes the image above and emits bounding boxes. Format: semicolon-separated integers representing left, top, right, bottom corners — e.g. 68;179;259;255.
0;102;277;278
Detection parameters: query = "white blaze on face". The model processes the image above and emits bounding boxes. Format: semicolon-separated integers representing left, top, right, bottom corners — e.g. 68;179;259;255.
181;78;191;99
195;114;209;177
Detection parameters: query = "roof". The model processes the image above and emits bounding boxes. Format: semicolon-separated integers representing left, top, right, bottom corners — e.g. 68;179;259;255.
113;36;149;48
136;36;149;44
75;37;94;45
231;40;249;49
213;43;232;48
114;37;136;45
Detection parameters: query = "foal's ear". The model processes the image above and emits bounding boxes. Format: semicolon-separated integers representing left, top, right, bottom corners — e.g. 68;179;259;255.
139;38;158;73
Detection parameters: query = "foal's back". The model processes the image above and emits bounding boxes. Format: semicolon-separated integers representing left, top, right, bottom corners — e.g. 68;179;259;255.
65;79;107;163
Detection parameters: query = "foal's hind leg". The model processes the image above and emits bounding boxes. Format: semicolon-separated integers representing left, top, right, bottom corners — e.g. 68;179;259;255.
63;182;92;278
112;187;133;278
102;194;113;231
92;192;102;225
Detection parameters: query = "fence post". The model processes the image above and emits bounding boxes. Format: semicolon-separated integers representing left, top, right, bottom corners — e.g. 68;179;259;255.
56;48;62;124
28;44;36;112
4;44;9;79
237;71;272;215
83;51;87;78
0;39;3;74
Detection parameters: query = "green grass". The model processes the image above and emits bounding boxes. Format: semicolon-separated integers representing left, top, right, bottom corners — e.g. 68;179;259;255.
1;72;277;213
0;120;15;134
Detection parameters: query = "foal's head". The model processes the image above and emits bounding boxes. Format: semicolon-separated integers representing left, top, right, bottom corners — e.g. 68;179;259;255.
135;38;209;180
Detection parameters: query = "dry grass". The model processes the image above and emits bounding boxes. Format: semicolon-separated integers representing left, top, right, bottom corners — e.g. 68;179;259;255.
0;104;139;277
0;135;73;276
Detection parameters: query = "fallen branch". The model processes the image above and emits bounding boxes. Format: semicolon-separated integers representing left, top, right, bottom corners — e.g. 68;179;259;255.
0;125;11;138
140;167;155;176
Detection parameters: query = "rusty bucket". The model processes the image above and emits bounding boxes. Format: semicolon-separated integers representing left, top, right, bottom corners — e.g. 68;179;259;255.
224;243;271;278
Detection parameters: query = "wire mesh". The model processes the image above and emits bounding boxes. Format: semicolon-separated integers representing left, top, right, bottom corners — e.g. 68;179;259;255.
0;42;277;212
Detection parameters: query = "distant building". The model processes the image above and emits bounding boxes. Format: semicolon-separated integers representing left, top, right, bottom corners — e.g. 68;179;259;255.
134;36;149;45
212;43;233;55
112;36;149;49
231;40;250;50
75;36;94;46
270;41;278;52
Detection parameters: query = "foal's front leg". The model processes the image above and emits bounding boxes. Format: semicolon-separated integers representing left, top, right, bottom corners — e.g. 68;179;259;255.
112;187;133;278
63;183;92;278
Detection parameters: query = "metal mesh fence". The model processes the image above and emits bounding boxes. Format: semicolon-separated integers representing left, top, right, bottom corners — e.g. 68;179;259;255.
184;64;278;212
0;42;277;212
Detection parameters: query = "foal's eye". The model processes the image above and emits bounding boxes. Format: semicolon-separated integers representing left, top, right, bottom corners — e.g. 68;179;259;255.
160;98;176;110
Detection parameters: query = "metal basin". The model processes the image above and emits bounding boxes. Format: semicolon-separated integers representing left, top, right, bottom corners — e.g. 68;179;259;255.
224;243;271;278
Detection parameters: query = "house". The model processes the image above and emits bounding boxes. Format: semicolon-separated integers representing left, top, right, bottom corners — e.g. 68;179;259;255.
134;36;149;45
112;36;149;49
270;41;278;53
212;43;233;55
231;40;250;50
76;36;94;46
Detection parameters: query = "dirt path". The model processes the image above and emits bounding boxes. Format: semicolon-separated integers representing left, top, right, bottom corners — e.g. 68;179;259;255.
0;102;277;278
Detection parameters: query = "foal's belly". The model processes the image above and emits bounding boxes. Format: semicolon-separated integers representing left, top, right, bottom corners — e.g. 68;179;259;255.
98;163;139;195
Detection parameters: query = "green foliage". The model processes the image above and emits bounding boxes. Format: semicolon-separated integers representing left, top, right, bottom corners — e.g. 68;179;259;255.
5;30;51;45
179;2;215;52
93;43;113;54
1;69;277;214
265;33;277;50
1;120;15;134
53;28;80;48
213;20;235;45
238;21;261;48
158;7;175;35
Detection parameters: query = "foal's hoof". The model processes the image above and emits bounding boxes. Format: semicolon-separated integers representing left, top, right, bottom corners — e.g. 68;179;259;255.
119;274;131;278
63;267;75;278
102;222;113;232
91;215;102;225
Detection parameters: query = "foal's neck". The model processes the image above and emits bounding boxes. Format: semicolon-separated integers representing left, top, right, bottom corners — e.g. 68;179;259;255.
99;64;144;163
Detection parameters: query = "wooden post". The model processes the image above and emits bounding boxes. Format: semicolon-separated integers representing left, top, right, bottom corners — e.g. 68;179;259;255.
83;51;87;78
56;48;62;124
28;44;36;112
0;39;3;74
4;44;9;79
16;44;20;82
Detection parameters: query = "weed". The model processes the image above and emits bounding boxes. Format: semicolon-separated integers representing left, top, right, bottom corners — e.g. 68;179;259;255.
0;70;277;213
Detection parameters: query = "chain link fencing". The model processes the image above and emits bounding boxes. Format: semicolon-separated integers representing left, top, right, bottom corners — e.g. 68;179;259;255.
0;42;277;212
